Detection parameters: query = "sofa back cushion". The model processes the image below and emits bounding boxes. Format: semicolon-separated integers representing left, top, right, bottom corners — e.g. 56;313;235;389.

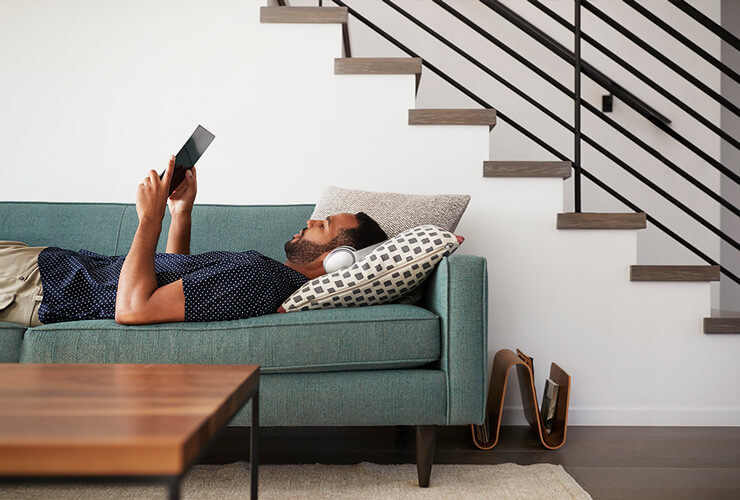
0;202;314;261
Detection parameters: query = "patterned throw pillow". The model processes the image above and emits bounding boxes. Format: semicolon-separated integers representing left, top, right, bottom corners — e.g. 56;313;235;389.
279;225;463;313
311;186;471;306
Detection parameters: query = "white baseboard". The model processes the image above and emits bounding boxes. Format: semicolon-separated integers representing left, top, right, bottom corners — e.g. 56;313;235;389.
501;407;740;426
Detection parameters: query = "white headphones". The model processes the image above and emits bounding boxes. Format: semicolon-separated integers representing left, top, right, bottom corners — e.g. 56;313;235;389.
323;241;385;274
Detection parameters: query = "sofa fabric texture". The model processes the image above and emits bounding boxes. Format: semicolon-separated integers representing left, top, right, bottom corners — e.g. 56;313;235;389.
20;305;441;374
422;255;488;425
0;321;24;363
0;201;487;427
229;370;448;426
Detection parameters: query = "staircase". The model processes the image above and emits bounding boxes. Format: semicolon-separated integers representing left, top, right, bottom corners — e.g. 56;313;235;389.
261;3;738;337
253;2;740;429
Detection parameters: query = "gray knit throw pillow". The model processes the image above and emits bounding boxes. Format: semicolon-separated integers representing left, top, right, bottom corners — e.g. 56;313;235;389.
311;186;470;238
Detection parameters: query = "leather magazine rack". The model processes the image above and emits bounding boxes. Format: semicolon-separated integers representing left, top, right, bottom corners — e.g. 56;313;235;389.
471;348;571;450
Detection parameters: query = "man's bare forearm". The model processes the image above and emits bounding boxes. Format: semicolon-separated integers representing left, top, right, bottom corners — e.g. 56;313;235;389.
116;218;161;313
166;213;191;254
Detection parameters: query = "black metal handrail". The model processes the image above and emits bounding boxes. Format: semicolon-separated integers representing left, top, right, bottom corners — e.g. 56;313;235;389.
527;0;740;154
328;0;740;286
492;0;740;186
623;0;738;83
478;0;671;127
382;0;739;250
582;0;738;117
424;2;739;215
475;0;740;206
669;0;740;51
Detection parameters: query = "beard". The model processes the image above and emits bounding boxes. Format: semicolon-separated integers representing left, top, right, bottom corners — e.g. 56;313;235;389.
284;234;341;265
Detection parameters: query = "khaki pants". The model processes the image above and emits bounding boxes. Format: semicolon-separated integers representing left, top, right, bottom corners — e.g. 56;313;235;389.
0;241;46;327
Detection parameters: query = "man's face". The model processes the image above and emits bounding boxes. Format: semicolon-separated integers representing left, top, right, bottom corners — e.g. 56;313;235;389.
284;212;358;265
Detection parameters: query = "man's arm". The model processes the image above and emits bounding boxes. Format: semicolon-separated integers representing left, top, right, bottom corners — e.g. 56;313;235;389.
166;213;191;254
166;165;197;254
116;156;186;325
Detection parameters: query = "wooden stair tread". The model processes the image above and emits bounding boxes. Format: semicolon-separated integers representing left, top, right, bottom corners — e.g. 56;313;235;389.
557;212;647;229
630;265;720;282
704;314;740;334
409;109;497;126
483;161;572;179
260;6;348;24
335;58;422;75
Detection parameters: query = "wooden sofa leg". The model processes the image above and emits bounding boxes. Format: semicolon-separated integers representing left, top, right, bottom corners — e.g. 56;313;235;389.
415;425;436;487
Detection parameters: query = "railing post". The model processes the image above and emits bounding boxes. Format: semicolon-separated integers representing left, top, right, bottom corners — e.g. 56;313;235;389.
574;0;582;212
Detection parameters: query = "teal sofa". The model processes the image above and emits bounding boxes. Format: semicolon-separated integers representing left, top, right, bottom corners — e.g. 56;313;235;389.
0;201;488;484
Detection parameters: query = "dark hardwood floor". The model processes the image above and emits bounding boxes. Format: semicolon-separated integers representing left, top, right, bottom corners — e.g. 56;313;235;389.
204;425;740;499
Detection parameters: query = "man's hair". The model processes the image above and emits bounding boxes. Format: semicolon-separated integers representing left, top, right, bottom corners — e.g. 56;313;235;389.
338;212;387;249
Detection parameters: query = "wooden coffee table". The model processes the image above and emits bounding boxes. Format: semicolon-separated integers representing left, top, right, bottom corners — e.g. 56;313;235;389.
0;364;260;499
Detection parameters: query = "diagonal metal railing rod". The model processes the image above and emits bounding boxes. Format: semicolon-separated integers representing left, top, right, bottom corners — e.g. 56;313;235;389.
424;0;740;204
582;0;739;117
527;0;740;154
623;0;738;83
581;99;740;216
489;0;740;186
379;0;571;130
669;0;740;51
427;0;574;98
384;0;740;249
579;167;737;285
581;130;740;252
329;0;740;286
479;0;671;126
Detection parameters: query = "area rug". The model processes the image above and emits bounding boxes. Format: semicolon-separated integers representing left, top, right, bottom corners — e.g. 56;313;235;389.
0;462;592;499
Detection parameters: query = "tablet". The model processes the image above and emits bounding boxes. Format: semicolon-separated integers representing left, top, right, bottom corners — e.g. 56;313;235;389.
160;125;215;195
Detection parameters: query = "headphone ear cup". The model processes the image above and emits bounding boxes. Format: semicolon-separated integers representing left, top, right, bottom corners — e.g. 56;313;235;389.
323;246;357;274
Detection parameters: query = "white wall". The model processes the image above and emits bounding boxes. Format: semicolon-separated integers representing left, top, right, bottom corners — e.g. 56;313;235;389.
1;0;738;425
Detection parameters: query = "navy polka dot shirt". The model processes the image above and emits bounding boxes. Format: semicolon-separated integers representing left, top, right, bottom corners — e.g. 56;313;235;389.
36;248;309;324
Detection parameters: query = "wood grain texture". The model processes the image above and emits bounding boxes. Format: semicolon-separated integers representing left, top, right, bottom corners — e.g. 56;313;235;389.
704;316;740;334
471;349;570;451
334;57;422;74
483;161;572;179
260;6;348;24
0;364;259;476
557;212;647;229
408;109;497;126
630;265;720;282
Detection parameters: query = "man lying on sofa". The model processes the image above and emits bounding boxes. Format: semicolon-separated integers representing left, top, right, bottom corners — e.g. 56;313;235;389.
0;157;387;327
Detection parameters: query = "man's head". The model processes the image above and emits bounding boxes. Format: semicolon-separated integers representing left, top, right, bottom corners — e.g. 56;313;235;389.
284;212;387;279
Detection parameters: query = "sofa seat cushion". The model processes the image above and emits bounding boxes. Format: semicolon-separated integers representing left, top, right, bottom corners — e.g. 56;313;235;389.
0;321;25;363
19;305;440;373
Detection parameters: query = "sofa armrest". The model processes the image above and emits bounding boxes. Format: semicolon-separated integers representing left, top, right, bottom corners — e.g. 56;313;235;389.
421;254;488;425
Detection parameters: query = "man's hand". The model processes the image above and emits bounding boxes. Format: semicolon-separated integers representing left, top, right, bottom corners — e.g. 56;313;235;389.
136;156;175;224
168;165;197;216
118;155;186;325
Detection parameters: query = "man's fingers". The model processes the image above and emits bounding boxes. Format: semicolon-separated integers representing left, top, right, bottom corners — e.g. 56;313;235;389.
148;170;159;182
162;155;175;186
